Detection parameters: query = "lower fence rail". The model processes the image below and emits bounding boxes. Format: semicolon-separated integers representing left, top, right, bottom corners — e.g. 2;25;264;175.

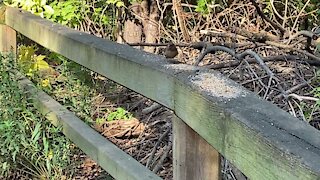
18;74;162;180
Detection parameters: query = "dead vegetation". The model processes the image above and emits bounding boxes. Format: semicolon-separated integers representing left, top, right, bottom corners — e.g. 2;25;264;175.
75;0;320;179
92;1;319;179
23;0;320;179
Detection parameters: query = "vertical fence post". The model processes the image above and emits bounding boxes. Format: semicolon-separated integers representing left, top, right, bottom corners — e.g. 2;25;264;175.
173;115;221;180
0;24;16;55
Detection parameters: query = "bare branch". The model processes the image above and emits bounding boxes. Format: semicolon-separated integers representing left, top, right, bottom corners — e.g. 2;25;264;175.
288;93;319;102
249;0;286;37
205;55;320;69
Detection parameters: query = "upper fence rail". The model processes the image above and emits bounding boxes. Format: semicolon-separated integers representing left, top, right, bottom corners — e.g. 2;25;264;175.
3;7;320;180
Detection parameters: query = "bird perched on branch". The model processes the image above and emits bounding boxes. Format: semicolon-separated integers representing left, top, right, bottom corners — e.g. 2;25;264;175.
164;43;178;58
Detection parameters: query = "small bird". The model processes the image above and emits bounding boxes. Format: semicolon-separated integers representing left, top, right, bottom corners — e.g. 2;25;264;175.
164;43;178;58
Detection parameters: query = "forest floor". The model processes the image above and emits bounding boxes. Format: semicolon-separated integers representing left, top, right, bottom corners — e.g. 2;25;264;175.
35;39;320;179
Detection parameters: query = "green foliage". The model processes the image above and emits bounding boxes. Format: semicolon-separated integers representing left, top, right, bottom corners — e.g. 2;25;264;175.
4;0;82;27
46;0;83;27
195;0;213;14
106;0;124;7
107;107;132;121
0;53;72;179
18;45;51;77
39;54;96;124
95;107;132;126
4;0;54;17
17;45;56;91
31;52;133;125
4;0;126;39
195;0;226;15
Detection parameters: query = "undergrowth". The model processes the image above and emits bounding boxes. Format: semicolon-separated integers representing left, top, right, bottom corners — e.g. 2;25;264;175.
41;53;133;125
0;44;124;179
0;53;73;179
17;45;133;126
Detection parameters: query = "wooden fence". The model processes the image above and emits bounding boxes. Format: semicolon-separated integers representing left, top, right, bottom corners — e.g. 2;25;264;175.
1;7;320;180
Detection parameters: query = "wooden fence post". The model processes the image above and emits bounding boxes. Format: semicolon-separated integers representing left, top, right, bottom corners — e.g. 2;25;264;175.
0;24;16;55
173;115;221;180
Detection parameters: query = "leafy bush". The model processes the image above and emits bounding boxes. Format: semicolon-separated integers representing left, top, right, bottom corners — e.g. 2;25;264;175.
0;53;72;179
46;0;83;27
4;0;54;17
4;0;124;39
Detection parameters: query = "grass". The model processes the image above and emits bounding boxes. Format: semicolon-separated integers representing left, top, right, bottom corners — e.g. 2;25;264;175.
8;44;134;178
0;43;124;178
0;53;76;179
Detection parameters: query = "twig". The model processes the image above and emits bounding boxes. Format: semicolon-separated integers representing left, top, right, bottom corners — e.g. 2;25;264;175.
287;30;318;43
194;44;288;97
127;41;252;49
270;0;284;20
288;93;319;102
291;99;307;121
205;55;320;69
260;41;320;62
229;162;247;180
162;2;197;8
265;40;295;49
124;137;158;150
286;31;318;52
240;60;271;97
193;43;275;78
249;0;286;37
127;42;189;47
142;102;162;115
290;0;311;35
152;141;172;173
146;125;171;168
238;50;275;77
128;98;146;111
173;0;191;42
241;75;269;85
231;28;280;42
200;30;248;40
294;48;320;62
275;81;310;99
288;100;297;117
137;112;155;141
282;0;288;27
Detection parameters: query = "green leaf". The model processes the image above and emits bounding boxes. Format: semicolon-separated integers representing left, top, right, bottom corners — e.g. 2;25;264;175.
40;0;46;6
31;123;41;144
116;1;124;7
43;5;54;15
34;55;50;70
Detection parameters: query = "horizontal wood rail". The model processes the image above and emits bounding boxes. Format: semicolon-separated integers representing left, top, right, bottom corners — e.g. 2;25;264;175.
18;74;161;180
2;7;320;179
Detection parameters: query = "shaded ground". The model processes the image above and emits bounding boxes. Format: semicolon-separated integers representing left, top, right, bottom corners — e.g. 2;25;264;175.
48;43;320;179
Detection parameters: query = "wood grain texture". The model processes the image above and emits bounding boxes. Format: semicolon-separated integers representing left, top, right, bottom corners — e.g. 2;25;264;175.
173;72;320;180
18;75;161;180
173;116;220;180
5;8;320;179
0;24;16;54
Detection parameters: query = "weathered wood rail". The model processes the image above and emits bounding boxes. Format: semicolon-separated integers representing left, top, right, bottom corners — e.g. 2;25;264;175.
1;7;320;180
